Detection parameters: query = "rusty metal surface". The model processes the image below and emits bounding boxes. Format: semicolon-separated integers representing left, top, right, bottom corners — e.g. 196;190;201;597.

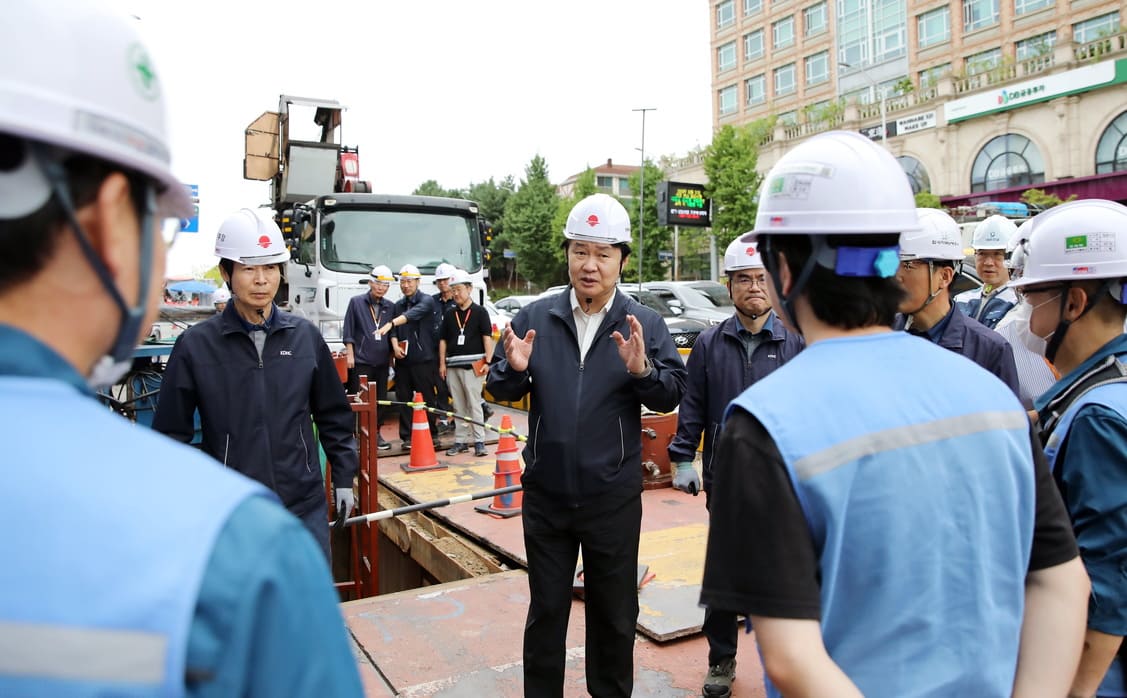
345;570;766;697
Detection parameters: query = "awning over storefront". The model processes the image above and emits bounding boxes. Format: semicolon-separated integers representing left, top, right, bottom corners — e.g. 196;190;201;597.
941;170;1127;209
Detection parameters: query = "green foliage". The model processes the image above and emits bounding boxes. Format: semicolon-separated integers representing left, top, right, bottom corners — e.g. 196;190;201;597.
892;77;915;95
465;177;515;279
621;159;670;283
412;179;463;198
1020;188;1077;210
503;155;565;288
551;169;597;262
915;191;942;208
703;118;772;251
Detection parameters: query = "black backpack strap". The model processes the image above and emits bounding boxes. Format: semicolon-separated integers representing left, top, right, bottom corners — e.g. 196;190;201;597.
1037;355;1127;446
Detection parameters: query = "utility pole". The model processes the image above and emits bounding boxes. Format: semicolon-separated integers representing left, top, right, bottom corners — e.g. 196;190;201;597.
633;107;656;293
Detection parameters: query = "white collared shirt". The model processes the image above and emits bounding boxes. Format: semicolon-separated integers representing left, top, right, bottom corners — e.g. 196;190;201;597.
570;289;613;362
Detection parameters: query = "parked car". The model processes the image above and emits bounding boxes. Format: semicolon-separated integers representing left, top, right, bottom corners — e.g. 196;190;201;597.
482;298;511;340
642;281;734;325
493;294;539;316
620;287;710;358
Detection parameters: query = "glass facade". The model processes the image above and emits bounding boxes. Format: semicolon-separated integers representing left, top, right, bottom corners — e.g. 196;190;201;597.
917;6;950;49
971;134;1045;192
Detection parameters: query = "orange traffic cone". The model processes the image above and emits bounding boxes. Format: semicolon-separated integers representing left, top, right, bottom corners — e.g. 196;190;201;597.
475;414;523;517
401;391;447;473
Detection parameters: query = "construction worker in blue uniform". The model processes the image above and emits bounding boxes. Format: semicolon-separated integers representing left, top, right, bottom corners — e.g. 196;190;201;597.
955;214;1019;328
895;207;1021;395
1014;199;1127;698
343;264;395;450
667;237;802;698
0;1;362;694
154;209;359;562
487;193;686;697
700;130;1088;697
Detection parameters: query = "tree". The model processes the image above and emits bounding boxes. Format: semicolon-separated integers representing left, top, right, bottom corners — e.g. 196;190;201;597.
703;118;774;252
551;168;597;262
915;191;942;208
466;177;516;283
622;159;670;283
1020;188;1076;211
412;180;462;198
503;155;564;289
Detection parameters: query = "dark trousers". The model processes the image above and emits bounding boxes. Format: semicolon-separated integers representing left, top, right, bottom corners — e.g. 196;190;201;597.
522;490;642;698
395;361;439;441
296;497;331;563
349;362;389;423
701;489;739;665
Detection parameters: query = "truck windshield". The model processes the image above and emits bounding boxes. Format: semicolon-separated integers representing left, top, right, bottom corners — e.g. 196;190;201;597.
318;208;481;274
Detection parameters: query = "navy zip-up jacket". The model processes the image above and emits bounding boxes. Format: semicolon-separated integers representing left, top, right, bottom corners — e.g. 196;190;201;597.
153;305;358;516
486;289;686;505
667;313;803;491
393;291;438;364
896;305;1021;396
342;291;394;367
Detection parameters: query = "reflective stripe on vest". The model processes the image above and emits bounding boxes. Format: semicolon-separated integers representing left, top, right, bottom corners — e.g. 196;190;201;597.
0;622;165;685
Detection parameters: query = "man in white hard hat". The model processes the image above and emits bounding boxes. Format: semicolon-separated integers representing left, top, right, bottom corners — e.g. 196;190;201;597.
211;286;231;313
438;269;495;458
1012;199;1127;697
343;264;395;451
954;214;1019;328
487;193;686;696
667;237;802;697
700;131;1087;697
0;1;362;694
378;263;441;449
895;207;1020;394
154;209;360;564
431;262;459;434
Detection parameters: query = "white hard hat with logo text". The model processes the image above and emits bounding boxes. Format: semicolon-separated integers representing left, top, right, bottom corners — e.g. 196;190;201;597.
564;193;632;245
900;209;965;261
724;237;765;272
1009;199;1127;288
214;209;290;266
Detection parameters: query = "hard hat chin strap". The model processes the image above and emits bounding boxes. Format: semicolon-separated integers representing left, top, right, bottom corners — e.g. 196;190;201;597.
905;261;943;316
1045;278;1114;364
761;235;823;337
34;144;154;368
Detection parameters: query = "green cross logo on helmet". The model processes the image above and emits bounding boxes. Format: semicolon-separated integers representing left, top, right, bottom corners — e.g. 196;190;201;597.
127;44;160;101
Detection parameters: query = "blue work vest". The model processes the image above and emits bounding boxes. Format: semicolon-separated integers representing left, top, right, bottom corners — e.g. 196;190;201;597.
0;377;267;697
727;331;1033;697
1044;382;1127;698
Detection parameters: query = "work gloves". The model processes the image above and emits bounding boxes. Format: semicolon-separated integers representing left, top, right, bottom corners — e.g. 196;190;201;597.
335;487;355;517
672;462;700;496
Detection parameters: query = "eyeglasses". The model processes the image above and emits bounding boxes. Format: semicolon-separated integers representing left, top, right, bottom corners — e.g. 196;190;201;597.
899;259;932;272
731;275;769;289
1014;283;1066;303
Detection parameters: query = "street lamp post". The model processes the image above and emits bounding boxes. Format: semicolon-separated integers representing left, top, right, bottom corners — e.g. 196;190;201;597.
633;107;656;293
839;62;887;147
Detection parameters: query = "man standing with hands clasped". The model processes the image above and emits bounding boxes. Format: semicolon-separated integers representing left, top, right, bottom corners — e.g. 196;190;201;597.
438;268;494;457
487;193;686;697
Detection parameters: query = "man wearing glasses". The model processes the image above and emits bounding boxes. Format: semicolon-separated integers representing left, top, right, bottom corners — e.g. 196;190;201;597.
343;264;395;450
668;238;802;698
895;208;1019;395
954;214;1019;328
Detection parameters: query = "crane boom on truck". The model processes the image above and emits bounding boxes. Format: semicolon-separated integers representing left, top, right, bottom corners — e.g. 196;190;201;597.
244;95;491;348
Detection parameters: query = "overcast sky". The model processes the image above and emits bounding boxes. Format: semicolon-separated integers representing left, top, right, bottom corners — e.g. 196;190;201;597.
122;0;714;276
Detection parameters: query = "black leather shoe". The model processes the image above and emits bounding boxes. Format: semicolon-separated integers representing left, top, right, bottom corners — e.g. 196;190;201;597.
446;443;469;456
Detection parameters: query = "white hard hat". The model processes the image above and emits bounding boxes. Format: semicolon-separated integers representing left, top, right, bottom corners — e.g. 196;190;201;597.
369;265;395;282
1005;220;1031;271
971;215;1017;250
724;237;765;272
750;130;919;237
212;287;231;304
0;0;190;219
899;208;965;261
214;209;290;266
397;264;421;279
449;268;473;286
1010;199;1127;288
434;262;457;280
564;193;632;245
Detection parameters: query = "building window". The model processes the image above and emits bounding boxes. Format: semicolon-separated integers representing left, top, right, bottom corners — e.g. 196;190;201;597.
775;63;797;95
917;6;950;49
718;41;737;72
744;0;763;15
918;62;951;88
773;16;796;49
837;0;869;68
596;176;614;190
1073;12;1121;44
778;111;799;125
744;30;765;60
1096;111;1127;174
1015;31;1056;60
804;2;828;36
1014;0;1052;16
873;0;907;61
963;0;999;32
717;0;736;29
897;156;932;194
718;85;738;115
970;134;1045;193
965;47;1002;75
618;178;631;195
746;74;767;105
806;51;830;84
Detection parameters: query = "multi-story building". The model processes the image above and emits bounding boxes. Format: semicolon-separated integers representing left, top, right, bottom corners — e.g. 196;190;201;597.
708;0;1127;206
556;159;640;199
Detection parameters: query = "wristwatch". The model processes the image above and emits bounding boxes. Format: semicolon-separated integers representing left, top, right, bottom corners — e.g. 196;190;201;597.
629;358;652;379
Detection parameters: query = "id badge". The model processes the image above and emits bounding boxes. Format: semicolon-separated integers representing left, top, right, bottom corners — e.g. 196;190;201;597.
457;334;466;346
373;330;382;341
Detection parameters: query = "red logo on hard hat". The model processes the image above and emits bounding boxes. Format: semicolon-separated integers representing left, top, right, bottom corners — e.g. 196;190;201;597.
586;214;600;227
257;235;271;249
746;245;756;255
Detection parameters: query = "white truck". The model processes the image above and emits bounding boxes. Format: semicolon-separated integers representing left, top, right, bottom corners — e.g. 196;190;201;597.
244;95;491;347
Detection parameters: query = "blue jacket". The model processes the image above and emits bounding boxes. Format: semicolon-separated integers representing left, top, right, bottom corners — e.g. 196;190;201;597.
153;305;358;516
955;285;1017;329
668;313;803;490
393;291;439;364
0;326;363;697
432;291;457;342
342;291;394;367
899;305;1021;396
487;289;686;505
729;332;1033;697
